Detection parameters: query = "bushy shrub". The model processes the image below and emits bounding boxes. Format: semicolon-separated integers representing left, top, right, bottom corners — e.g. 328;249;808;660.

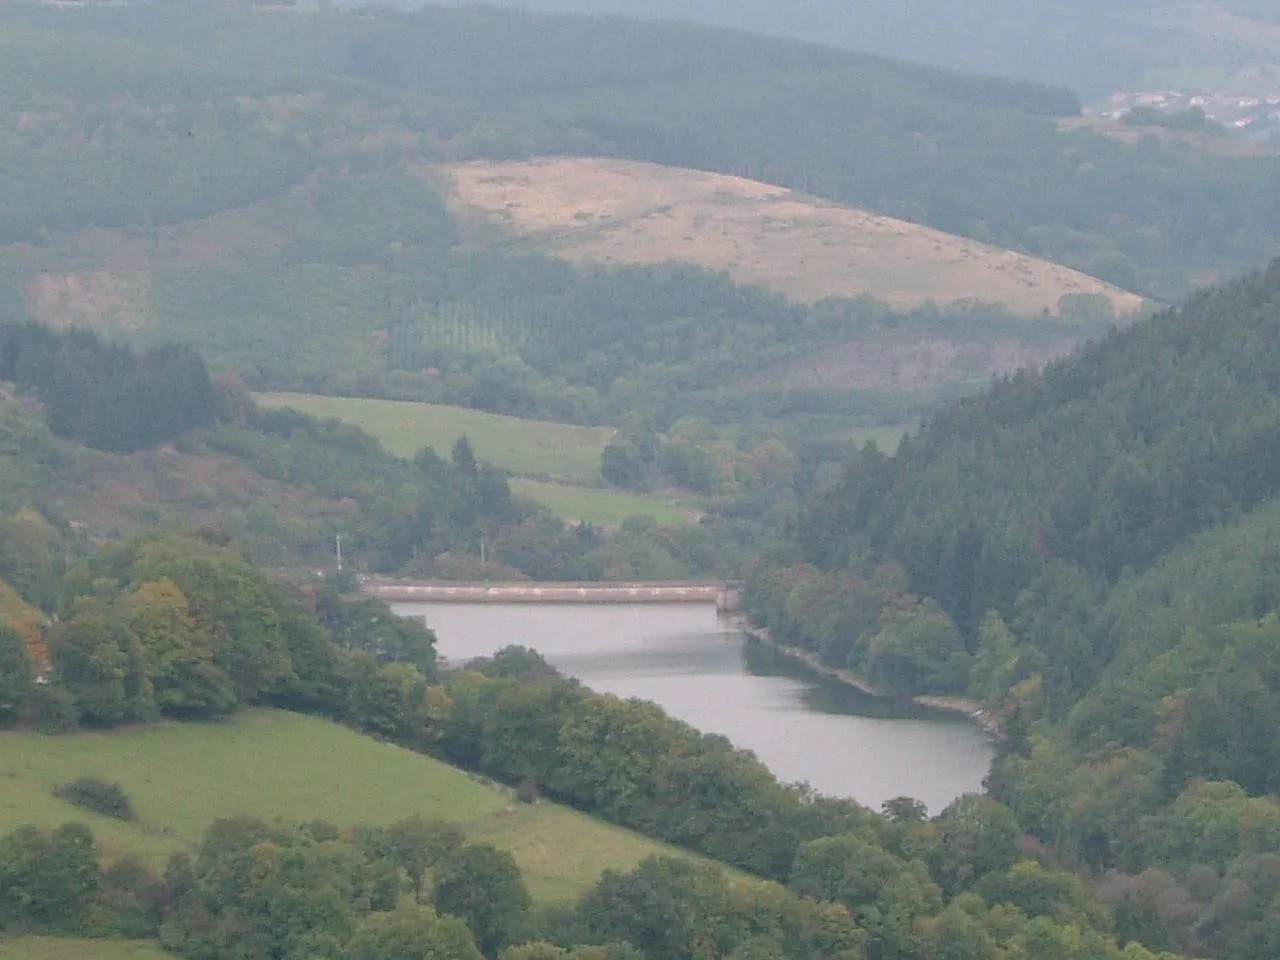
54;777;136;821
32;685;79;734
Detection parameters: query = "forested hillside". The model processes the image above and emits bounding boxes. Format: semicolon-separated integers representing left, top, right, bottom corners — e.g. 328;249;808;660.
429;0;1280;99
0;320;734;581
0;2;1130;445
4;1;1278;311
2;0;1275;512
746;259;1280;959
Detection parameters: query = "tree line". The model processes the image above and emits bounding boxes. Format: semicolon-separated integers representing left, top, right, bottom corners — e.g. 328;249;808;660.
1;810;1193;960
201;405;738;581
0;322;225;453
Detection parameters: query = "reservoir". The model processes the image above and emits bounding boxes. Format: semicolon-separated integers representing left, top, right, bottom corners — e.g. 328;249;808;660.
392;601;995;815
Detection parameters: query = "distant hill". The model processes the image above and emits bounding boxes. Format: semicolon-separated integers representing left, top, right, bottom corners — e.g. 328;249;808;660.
437;157;1145;315
4;0;1280;308
0;375;719;579
1;0;1276;473
424;0;1280;99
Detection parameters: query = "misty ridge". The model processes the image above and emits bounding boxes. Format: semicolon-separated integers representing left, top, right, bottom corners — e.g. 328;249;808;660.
0;2;1279;960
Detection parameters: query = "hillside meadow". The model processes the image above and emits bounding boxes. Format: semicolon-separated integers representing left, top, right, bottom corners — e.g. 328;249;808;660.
252;392;613;482
509;479;698;527
253;392;701;527
434;158;1146;315
0;709;704;903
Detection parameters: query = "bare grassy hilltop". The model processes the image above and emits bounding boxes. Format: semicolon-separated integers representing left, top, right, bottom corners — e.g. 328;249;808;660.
433;157;1145;316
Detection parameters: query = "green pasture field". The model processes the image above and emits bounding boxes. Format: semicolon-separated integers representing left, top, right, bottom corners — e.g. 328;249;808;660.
253;393;613;482
0;939;176;960
250;394;699;525
845;421;914;454
509;479;699;527
0;709;699;903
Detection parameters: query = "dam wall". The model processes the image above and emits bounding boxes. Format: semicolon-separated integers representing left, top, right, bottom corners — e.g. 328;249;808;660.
363;577;741;612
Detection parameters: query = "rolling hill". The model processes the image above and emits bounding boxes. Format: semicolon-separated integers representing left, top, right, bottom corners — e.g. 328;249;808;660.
427;0;1280;99
253;393;616;481
3;0;1280;311
435;158;1145;315
0;708;710;904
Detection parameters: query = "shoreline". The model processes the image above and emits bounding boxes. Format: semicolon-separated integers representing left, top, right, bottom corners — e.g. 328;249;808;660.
724;615;1004;742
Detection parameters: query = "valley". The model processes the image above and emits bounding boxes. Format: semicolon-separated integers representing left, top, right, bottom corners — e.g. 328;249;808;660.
1;2;1279;959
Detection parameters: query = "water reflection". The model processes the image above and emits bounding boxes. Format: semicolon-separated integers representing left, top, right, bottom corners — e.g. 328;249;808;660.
741;638;969;722
392;601;994;814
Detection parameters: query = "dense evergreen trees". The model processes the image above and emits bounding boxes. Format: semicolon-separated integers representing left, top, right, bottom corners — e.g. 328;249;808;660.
164;246;1060;434
0;323;224;453
746;259;1280;959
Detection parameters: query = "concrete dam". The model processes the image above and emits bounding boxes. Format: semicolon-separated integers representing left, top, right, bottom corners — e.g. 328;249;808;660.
362;577;742;613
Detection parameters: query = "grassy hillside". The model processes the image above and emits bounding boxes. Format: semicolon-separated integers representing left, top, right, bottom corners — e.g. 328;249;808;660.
0;940;175;960
253;392;614;481
437;158;1145;315
0;709;702;903
252;393;700;526
509;478;698;526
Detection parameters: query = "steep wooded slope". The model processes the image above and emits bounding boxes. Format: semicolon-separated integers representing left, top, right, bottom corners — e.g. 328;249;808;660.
742;262;1280;956
790;260;1280;695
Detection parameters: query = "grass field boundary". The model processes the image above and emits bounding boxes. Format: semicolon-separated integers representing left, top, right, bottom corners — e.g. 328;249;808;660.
252;393;700;525
0;937;176;959
0;708;716;903
253;392;614;482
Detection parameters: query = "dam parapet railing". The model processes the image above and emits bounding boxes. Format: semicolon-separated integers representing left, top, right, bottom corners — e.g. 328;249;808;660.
363;577;742;613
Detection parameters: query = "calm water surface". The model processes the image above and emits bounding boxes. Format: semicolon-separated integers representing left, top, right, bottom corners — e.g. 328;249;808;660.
392;601;994;815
